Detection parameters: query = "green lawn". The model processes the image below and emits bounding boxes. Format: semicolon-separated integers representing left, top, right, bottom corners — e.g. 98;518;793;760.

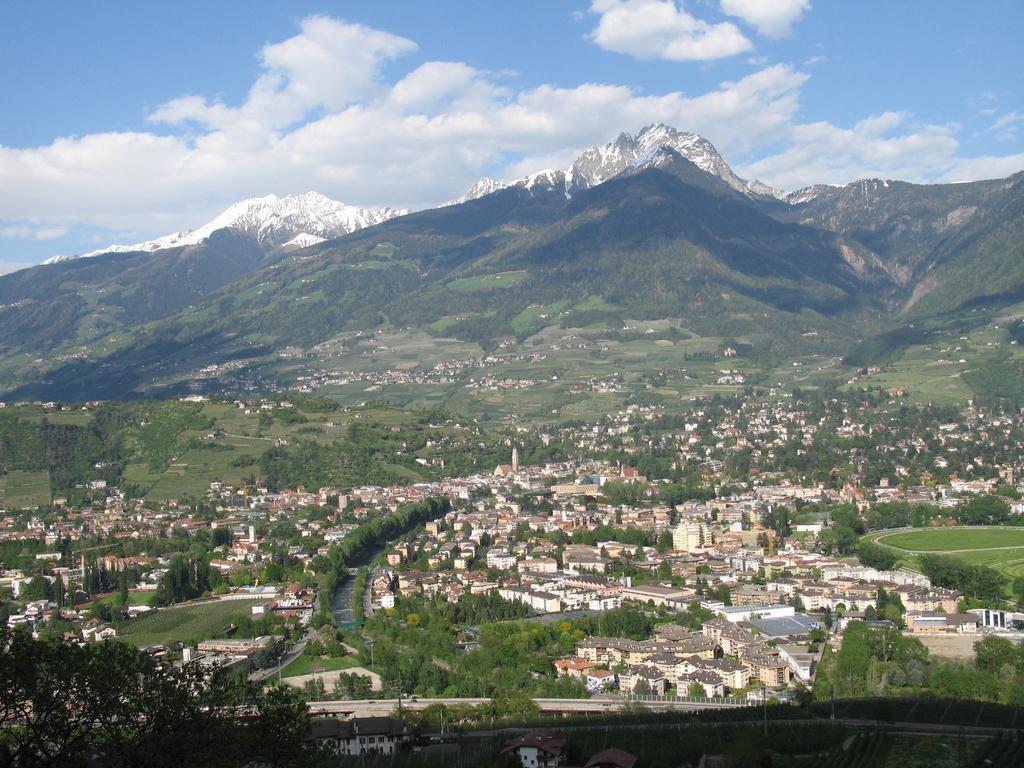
281;654;362;678
866;526;1024;595
117;599;268;646
872;527;1024;552
0;470;52;508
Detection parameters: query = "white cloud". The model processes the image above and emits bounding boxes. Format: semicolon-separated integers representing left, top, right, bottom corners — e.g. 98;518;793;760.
942;152;1024;183
988;112;1024;143
0;222;68;241
148;16;417;135
588;0;752;61
721;0;811;38
738;112;969;189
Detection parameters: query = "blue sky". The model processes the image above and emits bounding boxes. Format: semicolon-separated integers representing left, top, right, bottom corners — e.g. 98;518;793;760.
1;0;1022;270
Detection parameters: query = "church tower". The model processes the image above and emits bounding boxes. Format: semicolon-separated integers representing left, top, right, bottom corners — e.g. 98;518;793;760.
511;446;519;473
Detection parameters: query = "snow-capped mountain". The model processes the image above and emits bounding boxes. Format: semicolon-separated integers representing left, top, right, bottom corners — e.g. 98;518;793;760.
45;192;406;264
441;177;505;207
454;123;784;204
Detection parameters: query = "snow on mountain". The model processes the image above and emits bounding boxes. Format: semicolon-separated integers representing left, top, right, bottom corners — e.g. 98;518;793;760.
45;192;406;264
281;232;326;251
448;123;787;205
512;169;567;194
569;123;783;199
784;184;843;206
441;177;505;207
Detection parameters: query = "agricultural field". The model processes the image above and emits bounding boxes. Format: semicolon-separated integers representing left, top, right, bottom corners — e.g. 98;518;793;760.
446;271;526;293
116;598;269;646
850;301;1024;405
864;526;1024;586
0;470;52;508
307;319;840;425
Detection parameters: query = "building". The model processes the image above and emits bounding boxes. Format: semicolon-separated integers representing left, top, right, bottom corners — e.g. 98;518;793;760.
618;665;668;696
906;612;979;634
677;669;725;698
672;520;710;551
621;584;692;608
586;668;617;693
584;748;639;768
308;717;411;756
717;604;795;624
196;636;273;656
969;607;1024;631
502;731;568;768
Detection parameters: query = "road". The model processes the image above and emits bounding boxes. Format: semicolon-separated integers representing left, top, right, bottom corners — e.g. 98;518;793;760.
437;716;1024;740
363;568;378;620
307;696;752;717
249;627;315;683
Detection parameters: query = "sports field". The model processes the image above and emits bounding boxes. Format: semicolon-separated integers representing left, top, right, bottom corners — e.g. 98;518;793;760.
872;527;1024;552
865;526;1024;587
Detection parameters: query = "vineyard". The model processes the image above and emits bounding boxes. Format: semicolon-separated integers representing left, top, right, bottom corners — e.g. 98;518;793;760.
117;598;269;646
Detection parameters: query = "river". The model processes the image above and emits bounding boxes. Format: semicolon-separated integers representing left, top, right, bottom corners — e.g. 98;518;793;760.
329;543;388;625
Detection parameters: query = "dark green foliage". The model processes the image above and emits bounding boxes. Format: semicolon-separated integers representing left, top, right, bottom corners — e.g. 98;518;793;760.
858;540;899;571
956;495;1013;525
0;400;211;498
151;554;221;606
0;628;311;767
918;555;1005;602
963;351;1024;406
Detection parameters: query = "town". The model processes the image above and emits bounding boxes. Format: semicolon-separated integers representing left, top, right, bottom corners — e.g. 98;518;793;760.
3;389;1023;721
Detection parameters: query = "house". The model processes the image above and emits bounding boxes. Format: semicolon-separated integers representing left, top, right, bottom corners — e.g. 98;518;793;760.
308;716;411;756
554;657;597;679
585;747;639;768
502;731;568;768
81;619;117;642
586;668;617;693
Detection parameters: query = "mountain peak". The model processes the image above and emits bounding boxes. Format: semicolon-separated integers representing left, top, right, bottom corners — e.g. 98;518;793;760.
449;123;786;205
441;177;505;207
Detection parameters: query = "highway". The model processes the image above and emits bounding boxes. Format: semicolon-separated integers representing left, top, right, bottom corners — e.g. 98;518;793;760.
307;696;752;717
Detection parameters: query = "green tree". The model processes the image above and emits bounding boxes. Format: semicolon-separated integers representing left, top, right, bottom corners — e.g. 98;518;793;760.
974;635;1022;674
0;628;310;767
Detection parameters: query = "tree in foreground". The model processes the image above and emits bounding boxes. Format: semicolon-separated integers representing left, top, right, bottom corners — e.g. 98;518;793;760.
0;628;312;767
